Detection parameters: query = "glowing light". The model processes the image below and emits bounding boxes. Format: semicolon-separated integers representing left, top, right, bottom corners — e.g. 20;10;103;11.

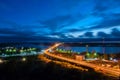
9;49;12;52
86;53;90;56
94;52;97;56
0;59;3;63
20;50;23;53
22;58;26;61
13;49;16;52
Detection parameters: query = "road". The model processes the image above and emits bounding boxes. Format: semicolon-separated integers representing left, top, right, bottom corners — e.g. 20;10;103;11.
44;43;120;78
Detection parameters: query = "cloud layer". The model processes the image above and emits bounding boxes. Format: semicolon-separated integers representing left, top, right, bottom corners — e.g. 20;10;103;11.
0;0;120;42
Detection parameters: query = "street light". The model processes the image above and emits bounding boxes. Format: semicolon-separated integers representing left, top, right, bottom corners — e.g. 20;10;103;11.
94;52;97;57
22;57;26;61
0;59;3;63
86;52;90;58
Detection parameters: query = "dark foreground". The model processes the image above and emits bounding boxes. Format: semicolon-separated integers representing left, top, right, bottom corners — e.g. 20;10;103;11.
0;55;119;80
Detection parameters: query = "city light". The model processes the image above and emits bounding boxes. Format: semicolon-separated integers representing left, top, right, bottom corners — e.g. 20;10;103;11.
0;59;3;63
22;57;26;61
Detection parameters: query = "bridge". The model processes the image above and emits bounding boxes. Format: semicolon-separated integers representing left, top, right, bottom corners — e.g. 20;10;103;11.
43;43;120;78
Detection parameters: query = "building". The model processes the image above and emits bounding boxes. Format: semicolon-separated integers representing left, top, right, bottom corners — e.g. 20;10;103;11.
75;55;85;61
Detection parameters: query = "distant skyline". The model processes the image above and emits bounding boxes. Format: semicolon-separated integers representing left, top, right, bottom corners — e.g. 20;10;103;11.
0;0;120;41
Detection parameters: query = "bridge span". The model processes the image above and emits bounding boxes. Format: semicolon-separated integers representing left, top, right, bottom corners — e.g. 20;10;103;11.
43;43;120;78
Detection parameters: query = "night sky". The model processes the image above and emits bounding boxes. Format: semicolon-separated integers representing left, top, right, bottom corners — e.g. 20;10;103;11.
0;0;120;42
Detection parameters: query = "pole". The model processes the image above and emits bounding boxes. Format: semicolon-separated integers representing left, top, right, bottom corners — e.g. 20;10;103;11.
103;37;105;54
86;45;88;53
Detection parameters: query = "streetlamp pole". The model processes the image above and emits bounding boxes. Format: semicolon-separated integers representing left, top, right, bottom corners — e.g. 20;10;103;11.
86;45;88;53
102;37;105;59
102;38;105;54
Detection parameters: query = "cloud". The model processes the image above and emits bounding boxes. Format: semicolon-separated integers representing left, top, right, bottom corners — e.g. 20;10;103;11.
66;29;81;32
77;18;120;31
84;32;93;37
39;15;72;30
97;32;110;38
96;28;120;38
0;19;20;28
93;0;120;15
93;0;110;14
0;28;36;37
38;14;83;33
111;28;120;37
0;0;120;42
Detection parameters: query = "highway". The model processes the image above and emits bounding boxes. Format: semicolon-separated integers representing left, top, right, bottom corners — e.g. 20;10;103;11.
44;43;120;78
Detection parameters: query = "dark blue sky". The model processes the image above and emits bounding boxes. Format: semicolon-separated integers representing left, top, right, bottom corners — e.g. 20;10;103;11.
0;0;120;42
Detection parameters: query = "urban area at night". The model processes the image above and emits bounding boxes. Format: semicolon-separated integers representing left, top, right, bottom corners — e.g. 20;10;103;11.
0;0;120;80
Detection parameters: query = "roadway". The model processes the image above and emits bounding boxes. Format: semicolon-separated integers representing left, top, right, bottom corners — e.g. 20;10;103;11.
44;43;120;78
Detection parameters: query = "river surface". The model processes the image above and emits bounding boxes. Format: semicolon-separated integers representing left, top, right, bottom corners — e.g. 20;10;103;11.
58;46;120;54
